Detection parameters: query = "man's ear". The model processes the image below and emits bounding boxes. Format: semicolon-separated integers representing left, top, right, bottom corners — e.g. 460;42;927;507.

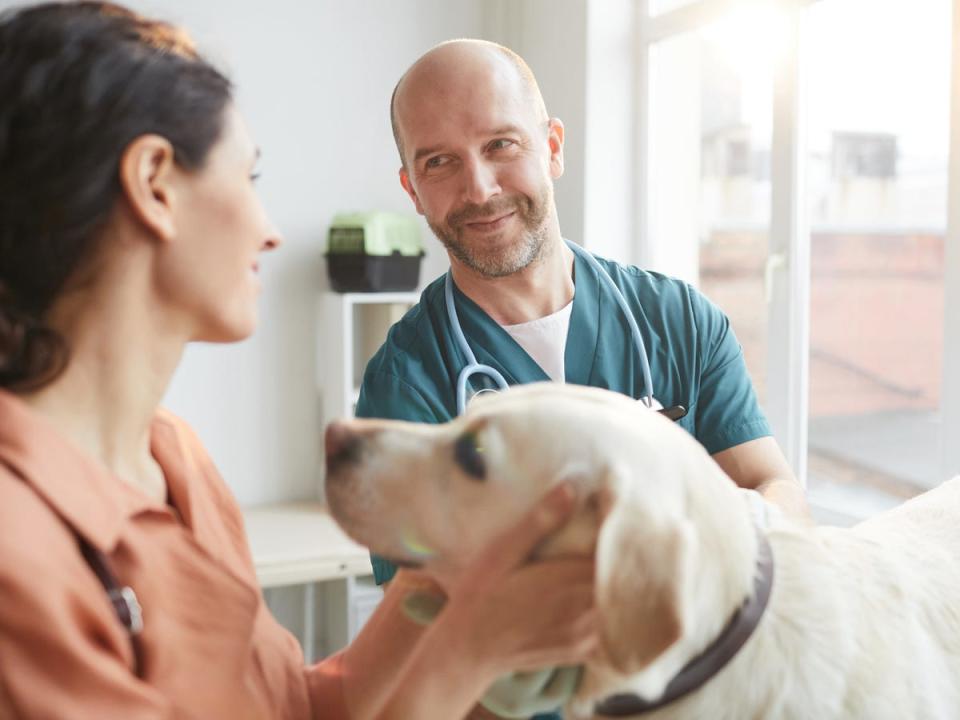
399;166;425;215
594;470;692;681
547;118;565;179
118;134;178;242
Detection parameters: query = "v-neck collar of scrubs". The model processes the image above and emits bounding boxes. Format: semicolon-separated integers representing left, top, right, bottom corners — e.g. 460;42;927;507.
564;247;602;384
445;246;603;387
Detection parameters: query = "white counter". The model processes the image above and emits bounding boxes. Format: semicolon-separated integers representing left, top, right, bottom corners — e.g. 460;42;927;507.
243;501;372;587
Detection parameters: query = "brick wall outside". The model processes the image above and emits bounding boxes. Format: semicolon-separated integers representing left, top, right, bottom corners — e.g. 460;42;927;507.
700;231;944;419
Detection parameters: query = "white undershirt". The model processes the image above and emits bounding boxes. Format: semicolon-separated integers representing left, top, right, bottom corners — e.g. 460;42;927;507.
500;301;573;382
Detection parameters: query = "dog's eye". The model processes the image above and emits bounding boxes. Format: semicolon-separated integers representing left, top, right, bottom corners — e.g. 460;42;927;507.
454;431;486;481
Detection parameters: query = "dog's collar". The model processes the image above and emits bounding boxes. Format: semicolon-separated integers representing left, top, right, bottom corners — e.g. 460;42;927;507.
594;529;775;717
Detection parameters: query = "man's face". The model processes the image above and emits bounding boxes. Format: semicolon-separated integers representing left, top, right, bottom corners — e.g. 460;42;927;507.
396;59;564;278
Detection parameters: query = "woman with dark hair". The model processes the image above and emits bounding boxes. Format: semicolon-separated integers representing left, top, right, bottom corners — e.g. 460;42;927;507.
0;3;596;717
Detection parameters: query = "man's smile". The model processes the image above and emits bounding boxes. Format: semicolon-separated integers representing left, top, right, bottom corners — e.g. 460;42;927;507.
463;211;516;233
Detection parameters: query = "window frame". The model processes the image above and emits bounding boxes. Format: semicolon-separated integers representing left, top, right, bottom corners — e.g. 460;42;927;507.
942;0;960;480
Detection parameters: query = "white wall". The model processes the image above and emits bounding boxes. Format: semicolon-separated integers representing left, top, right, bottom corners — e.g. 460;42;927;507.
583;0;638;263
486;0;639;261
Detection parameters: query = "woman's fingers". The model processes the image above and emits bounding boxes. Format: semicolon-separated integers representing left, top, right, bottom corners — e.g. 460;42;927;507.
392;567;445;595
461;557;597;668
513;610;600;670
503;584;599;670
430;484;599;677
467;482;579;578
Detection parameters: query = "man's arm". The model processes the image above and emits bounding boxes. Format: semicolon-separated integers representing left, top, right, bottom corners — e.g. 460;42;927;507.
680;284;810;522
712;436;810;521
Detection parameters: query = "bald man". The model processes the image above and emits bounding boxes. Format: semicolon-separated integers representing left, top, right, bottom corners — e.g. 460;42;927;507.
354;40;807;718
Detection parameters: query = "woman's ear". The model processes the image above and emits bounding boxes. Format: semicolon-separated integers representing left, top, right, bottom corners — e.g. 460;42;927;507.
118;134;178;242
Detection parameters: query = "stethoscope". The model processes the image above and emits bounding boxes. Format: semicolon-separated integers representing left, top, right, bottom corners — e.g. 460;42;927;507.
445;239;686;421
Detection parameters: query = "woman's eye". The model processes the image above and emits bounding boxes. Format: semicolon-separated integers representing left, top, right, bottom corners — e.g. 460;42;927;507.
250;171;261;182
454;431;486;481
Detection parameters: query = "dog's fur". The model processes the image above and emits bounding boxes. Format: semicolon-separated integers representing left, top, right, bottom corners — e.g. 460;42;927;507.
325;383;960;719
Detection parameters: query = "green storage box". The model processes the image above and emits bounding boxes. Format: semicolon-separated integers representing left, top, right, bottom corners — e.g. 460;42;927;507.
325;211;424;292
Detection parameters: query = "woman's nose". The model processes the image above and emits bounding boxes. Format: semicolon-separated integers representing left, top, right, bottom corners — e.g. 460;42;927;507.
262;222;283;252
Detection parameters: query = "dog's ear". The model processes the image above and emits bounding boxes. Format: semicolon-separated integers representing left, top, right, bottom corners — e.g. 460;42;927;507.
594;470;693;679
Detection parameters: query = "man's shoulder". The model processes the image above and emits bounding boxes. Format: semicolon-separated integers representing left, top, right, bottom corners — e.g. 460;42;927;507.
357;275;452;422
366;275;446;367
585;252;734;356
589;252;704;310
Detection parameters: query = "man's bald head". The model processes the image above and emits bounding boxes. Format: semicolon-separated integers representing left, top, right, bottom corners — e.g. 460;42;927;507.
390;39;548;167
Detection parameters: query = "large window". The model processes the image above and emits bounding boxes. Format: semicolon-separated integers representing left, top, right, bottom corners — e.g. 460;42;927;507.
647;11;779;401
804;0;950;522
641;0;957;524
650;0;702;15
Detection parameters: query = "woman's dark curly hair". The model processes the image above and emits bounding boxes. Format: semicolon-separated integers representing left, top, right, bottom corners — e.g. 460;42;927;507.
0;2;233;390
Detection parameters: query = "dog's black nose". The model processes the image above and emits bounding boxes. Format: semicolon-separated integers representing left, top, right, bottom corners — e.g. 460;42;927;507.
325;421;361;471
325;420;348;458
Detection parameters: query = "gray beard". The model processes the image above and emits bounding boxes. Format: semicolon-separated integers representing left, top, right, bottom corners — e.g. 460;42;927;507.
432;220;549;278
428;186;553;278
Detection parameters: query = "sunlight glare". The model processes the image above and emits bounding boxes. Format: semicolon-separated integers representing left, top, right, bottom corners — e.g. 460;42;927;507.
702;5;792;77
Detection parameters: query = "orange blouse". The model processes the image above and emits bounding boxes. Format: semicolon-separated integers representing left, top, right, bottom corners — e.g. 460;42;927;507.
0;390;348;719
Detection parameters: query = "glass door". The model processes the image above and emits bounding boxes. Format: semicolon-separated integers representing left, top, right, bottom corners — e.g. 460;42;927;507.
640;2;805;466
803;0;950;523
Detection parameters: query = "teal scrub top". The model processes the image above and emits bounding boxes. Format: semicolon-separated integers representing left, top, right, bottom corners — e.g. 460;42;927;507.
355;246;771;587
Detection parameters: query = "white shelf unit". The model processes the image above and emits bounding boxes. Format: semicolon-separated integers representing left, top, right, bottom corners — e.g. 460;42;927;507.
314;290;420;656
320;291;420;427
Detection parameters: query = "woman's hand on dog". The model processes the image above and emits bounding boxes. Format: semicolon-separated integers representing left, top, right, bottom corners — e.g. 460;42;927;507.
431;482;599;674
359;484;597;720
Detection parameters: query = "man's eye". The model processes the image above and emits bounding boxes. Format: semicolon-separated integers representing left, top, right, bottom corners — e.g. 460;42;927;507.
488;139;515;151
424;155;448;170
454;431;486;481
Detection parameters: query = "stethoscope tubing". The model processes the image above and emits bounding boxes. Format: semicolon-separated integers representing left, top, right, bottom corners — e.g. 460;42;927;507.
572;243;654;409
446;239;654;415
444;272;509;413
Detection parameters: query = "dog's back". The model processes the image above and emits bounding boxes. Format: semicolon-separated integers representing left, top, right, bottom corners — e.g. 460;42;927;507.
624;478;960;720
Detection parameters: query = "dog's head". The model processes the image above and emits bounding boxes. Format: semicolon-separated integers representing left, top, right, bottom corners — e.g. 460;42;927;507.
325;383;758;696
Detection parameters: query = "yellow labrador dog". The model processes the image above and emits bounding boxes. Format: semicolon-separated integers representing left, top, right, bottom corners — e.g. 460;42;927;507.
325;383;960;719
